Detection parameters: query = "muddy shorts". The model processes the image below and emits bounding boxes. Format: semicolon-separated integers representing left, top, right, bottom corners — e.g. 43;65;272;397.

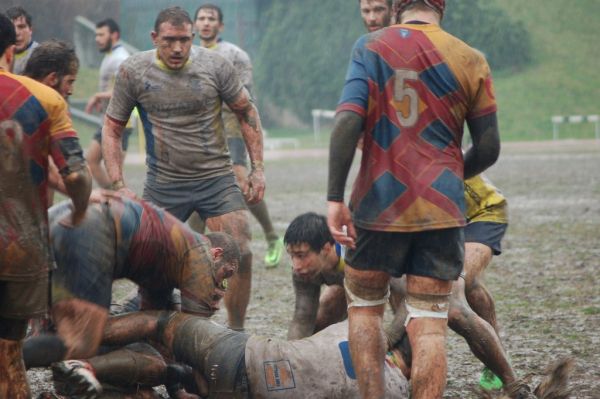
345;227;464;281
464;221;507;255
49;203;115;309
93;127;133;151
0;276;48;319
143;173;247;222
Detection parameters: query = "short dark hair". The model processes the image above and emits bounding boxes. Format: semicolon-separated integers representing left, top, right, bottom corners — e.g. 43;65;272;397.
357;0;393;7
206;232;241;269
24;39;79;80
194;3;224;23
96;18;120;35
284;212;334;252
0;13;17;57
154;6;193;33
6;6;32;27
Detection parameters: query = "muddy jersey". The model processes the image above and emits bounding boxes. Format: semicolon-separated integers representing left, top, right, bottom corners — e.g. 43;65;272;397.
465;174;507;224
338;24;497;233
13;40;39;75
208;41;253;141
106;47;244;182
98;43;130;113
245;321;409;398
0;71;78;281
49;197;213;311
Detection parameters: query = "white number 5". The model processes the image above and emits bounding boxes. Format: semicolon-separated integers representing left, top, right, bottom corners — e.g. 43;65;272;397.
394;69;419;127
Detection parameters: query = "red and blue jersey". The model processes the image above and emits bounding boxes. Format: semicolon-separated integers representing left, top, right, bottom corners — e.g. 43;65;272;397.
0;71;77;280
337;24;497;232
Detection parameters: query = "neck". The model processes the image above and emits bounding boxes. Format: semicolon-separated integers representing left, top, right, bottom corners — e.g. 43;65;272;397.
201;37;218;48
400;10;440;25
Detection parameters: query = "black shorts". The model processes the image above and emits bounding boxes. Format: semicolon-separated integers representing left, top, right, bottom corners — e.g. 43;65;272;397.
464;221;507;255
345;227;464;281
93;127;133;151
143;173;247;222
0;276;48;319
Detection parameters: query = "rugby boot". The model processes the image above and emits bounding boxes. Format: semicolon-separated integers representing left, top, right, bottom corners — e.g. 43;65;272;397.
264;237;284;268
479;367;504;390
52;360;102;399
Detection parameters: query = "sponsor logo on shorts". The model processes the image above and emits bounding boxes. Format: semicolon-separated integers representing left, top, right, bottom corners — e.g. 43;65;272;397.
263;360;296;391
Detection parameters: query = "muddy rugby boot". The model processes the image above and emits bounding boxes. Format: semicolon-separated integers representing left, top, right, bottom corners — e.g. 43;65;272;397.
264;237;284;268
52;360;102;399
479;367;504;390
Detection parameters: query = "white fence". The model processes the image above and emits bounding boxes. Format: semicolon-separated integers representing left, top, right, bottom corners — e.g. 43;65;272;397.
551;115;599;140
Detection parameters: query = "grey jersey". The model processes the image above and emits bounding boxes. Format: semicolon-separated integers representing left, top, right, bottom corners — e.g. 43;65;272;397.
209;41;254;140
99;43;130;92
245;321;409;398
13;40;39;75
106;47;244;182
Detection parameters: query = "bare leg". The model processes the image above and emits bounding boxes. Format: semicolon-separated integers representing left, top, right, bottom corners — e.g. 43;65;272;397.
345;266;389;399
314;285;347;332
0;336;30;399
448;278;516;385
464;242;498;332
406;275;453;399
206;210;252;330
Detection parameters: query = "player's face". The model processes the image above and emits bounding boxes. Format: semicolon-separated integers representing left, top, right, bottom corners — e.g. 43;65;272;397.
195;9;222;43
152;22;194;70
287;243;329;281
12;16;32;52
360;0;391;32
95;26;113;53
56;73;77;99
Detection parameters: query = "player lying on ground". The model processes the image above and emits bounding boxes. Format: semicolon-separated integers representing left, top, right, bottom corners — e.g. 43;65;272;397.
23;192;240;370
49;311;410;398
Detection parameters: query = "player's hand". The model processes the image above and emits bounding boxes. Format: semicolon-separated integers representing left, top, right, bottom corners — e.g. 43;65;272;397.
245;168;265;204
84;95;102;114
116;186;138;200
327;201;356;249
58;204;87;228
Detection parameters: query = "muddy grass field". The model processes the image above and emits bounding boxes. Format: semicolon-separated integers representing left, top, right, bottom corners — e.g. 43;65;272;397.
30;140;600;398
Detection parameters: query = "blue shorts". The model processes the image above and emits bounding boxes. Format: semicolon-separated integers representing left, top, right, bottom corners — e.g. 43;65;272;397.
93;127;133;151
464;221;507;255
143;173;246;222
345;227;464;281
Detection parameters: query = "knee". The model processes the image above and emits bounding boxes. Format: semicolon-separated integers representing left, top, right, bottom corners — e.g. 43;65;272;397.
344;272;390;310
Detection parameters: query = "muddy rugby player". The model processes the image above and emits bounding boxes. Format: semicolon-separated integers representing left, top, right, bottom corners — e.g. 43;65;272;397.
101;6;265;331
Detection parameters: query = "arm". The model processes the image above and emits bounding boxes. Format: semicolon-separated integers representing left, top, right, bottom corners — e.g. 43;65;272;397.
102;115;136;197
464;113;500;179
287;279;321;340
227;88;265;204
326;111;364;248
53;137;92;225
85;90;113;114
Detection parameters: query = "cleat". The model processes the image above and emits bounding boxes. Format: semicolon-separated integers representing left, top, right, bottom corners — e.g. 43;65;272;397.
264;237;284;268
479;367;504;390
51;360;102;399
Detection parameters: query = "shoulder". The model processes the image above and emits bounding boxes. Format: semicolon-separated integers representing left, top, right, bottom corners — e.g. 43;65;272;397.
11;73;67;109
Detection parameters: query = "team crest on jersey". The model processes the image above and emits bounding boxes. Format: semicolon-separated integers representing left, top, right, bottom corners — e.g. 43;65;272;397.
263;360;296;391
399;29;411;38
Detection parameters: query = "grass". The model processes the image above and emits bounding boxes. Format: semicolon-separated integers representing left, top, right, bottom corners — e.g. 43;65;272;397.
493;0;600;140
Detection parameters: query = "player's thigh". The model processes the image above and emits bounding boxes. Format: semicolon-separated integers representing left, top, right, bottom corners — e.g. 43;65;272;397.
408;227;464;282
464;242;493;284
206;210;251;249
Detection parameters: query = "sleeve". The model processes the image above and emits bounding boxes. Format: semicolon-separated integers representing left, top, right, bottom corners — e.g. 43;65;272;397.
466;53;497;120
336;35;370;117
216;55;245;105
46;93;79;171
106;59;138;125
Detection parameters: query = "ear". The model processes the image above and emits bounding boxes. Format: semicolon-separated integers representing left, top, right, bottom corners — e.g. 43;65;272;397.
210;247;224;262
3;44;15;71
218;22;224;34
321;242;333;255
151;30;158;46
41;72;59;89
